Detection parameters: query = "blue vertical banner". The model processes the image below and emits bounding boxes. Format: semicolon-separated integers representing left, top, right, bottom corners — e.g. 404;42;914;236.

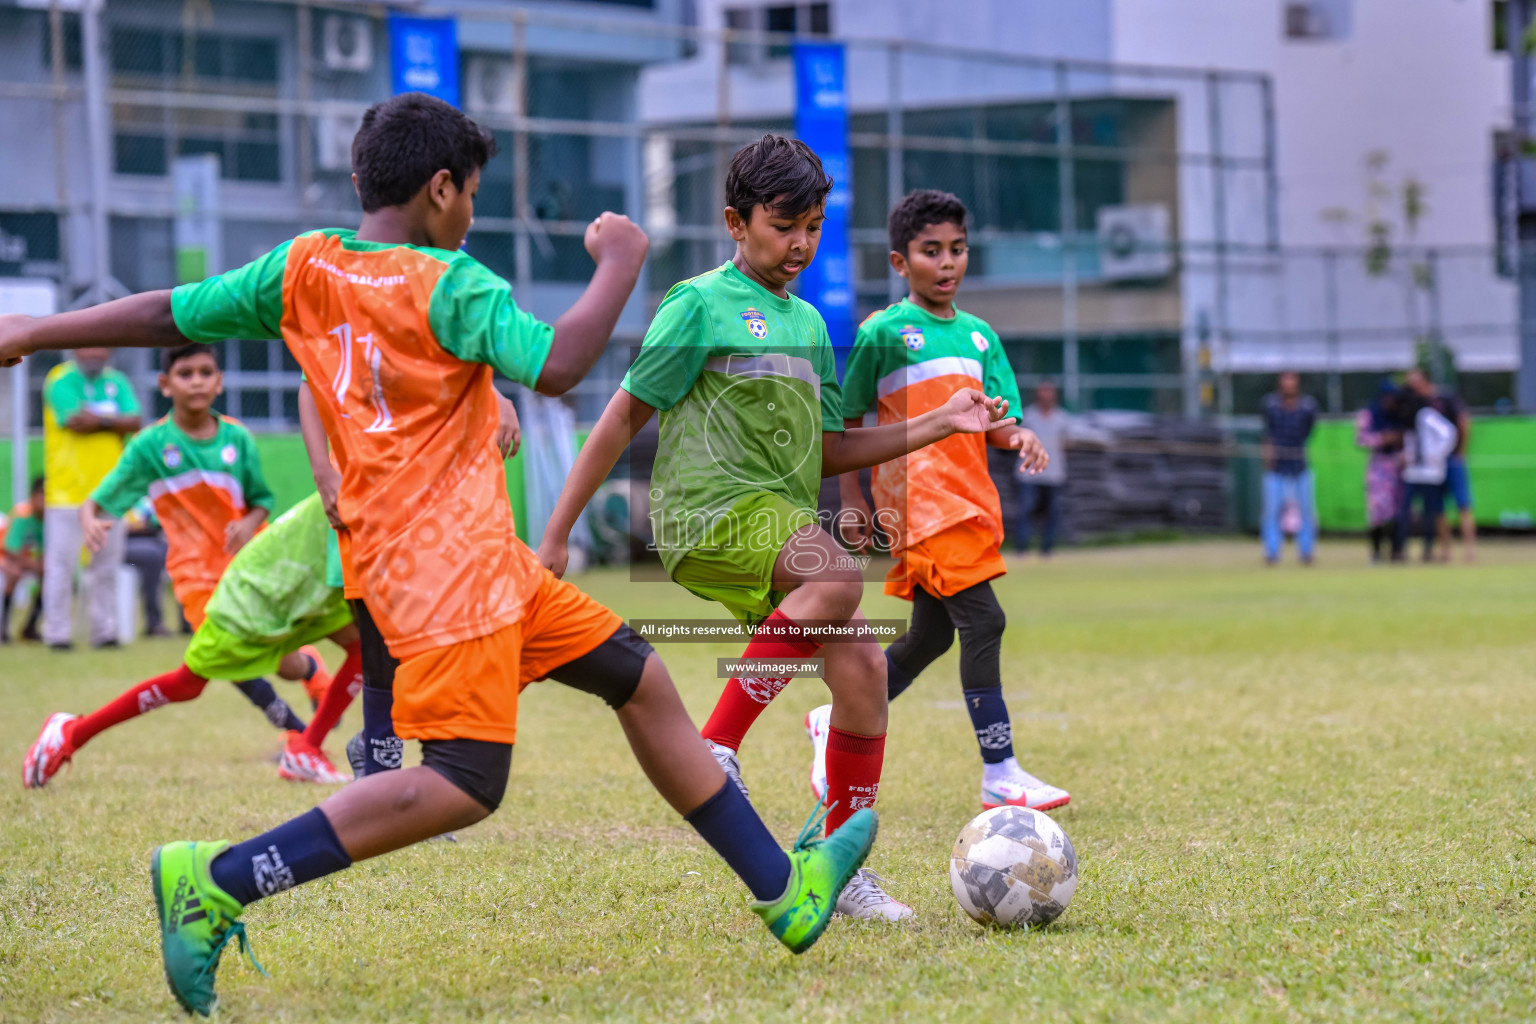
388;14;460;107
794;42;853;364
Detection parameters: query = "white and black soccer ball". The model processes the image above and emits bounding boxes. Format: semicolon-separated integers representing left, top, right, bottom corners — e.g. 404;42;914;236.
950;805;1077;928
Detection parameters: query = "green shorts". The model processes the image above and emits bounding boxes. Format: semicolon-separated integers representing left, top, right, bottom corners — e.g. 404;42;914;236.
670;491;817;626
184;603;354;682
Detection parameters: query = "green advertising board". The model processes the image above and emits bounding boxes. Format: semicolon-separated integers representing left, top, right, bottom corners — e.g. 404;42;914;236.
1310;415;1536;531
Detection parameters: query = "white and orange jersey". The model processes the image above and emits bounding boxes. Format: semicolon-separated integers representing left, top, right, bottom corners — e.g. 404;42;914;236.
842;300;1024;551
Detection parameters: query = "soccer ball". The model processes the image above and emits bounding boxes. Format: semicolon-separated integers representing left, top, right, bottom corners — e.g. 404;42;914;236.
949;806;1078;928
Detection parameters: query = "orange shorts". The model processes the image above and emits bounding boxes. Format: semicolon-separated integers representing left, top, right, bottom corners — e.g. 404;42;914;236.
391;571;624;745
179;590;214;632
886;518;1006;601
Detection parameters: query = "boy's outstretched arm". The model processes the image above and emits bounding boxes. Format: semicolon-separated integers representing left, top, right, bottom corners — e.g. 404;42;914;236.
0;291;185;366
534;213;650;396
536;387;656;577
821;388;1017;477
297;382;345;530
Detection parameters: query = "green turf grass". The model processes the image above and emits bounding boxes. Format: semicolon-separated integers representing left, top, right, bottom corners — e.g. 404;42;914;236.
3;540;1534;1022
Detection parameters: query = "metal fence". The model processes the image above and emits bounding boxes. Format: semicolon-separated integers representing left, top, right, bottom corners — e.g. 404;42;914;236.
0;0;1518;436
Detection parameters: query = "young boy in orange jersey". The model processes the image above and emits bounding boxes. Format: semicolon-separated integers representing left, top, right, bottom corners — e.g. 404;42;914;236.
819;189;1069;811
537;138;1036;921
1;475;46;642
0;93;875;1016
73;343;323;734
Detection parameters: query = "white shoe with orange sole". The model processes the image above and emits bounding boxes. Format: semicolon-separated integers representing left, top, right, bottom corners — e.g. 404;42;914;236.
981;757;1070;811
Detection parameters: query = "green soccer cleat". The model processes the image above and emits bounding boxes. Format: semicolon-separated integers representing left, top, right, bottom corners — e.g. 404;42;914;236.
150;840;264;1017
752;803;877;954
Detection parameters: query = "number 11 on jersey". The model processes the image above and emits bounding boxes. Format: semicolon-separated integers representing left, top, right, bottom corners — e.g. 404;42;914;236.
328;321;396;434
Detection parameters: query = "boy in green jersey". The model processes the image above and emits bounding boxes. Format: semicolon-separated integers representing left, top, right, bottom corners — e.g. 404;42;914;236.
23;494;362;789
539;137;1035;920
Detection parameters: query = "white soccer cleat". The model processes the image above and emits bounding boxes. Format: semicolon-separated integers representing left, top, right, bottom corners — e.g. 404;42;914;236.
836;868;914;921
707;740;749;800
278;732;353;784
22;712;78;790
981;757;1071;811
805;703;831;801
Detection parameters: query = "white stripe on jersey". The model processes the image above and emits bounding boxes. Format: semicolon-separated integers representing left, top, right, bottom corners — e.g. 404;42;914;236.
875;355;983;400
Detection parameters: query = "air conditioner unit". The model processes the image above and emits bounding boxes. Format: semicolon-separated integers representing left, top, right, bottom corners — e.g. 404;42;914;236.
1284;2;1329;40
315;112;358;171
463;55;518;118
322;15;373;72
1096;204;1173;281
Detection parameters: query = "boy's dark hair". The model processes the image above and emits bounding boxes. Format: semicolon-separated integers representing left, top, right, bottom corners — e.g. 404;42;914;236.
29;474;44;494
162;343;218;374
889;189;968;254
726;134;832;222
352;93;498;213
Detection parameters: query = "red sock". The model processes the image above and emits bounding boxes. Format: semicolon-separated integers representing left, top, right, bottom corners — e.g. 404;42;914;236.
301;642;363;748
66;664;208;751
824;727;885;832
701;609;822;751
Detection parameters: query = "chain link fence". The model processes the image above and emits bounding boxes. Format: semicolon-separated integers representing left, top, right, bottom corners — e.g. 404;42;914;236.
0;0;1520;437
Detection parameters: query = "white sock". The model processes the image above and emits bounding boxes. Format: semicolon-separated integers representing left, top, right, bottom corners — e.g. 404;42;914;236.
982;756;1021;785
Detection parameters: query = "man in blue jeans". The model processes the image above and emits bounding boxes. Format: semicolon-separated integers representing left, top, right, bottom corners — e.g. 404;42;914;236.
1260;372;1318;566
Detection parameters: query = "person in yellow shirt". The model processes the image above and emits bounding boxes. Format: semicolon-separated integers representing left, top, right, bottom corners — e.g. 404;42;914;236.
40;348;142;649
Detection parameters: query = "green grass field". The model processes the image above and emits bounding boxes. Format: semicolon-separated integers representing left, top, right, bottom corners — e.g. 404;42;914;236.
3;540;1535;1022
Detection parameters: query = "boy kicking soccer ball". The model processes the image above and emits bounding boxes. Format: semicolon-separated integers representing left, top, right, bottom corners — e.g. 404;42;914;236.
822;189;1070;812
0;94;874;1016
23;493;361;789
538;137;1035;921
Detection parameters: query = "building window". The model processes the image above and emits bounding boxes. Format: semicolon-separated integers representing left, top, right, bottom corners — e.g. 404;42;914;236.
41;12;83;72
724;3;831;65
109;28;282;182
1283;0;1352;41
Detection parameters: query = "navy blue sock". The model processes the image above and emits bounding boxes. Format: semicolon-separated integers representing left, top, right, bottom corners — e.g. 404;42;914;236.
963;687;1014;764
886;649;915;702
360;684;402;774
683;780;792;902
233;678;307;732
208;807;353;906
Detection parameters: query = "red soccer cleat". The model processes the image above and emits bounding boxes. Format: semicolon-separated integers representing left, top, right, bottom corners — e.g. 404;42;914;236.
278;731;352;784
22;712;79;789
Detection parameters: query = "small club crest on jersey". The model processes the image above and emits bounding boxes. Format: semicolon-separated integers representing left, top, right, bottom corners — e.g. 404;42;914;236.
161;445;182;469
971;330;990;353
739;308;769;339
900;324;925;351
220;444;238;466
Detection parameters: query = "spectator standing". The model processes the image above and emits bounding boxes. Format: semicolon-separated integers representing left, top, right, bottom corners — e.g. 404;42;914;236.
122;497;171;637
1397;389;1458;562
1260;372;1319;565
40;348;142;649
1015;380;1068;555
1354;378;1405;562
1406;369;1476;563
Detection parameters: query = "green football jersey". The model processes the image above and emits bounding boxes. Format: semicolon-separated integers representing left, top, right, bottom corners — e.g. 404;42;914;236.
204;494;346;643
621;262;843;572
